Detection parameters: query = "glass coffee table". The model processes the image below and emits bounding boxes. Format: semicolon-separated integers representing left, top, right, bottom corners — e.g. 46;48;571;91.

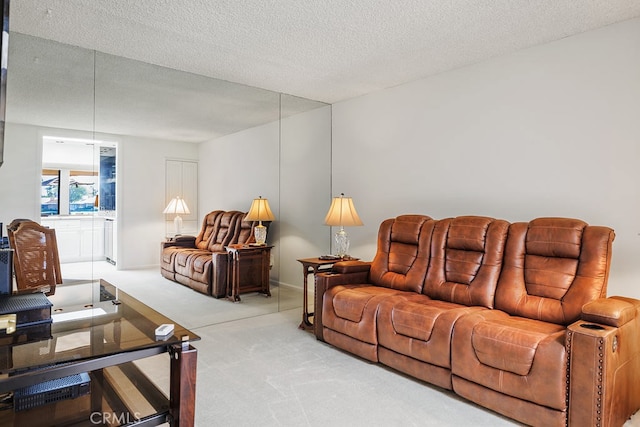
0;279;199;426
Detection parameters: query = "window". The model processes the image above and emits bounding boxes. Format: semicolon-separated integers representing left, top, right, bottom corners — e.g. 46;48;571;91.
69;171;98;213
41;136;116;217
41;169;60;216
41;169;98;216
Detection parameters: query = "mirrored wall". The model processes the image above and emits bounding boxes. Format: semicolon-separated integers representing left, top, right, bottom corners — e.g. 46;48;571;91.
3;32;331;323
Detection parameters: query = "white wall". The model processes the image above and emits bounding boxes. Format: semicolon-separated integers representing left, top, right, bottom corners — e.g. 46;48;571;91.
332;18;640;298
279;105;332;287
198;122;279;215
1;123;49;224
116;135;198;269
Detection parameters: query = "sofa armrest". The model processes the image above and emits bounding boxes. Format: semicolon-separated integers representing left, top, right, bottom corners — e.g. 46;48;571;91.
581;296;640;327
331;260;372;274
313;261;371;340
567;296;640;426
210;251;229;298
162;235;197;249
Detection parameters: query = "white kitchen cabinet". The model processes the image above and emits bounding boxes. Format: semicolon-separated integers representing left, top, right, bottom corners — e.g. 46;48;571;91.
41;216;105;263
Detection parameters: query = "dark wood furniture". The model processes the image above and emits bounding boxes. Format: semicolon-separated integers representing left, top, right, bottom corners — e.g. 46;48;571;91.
296;257;359;331
296;257;341;330
225;245;272;302
0;279;199;426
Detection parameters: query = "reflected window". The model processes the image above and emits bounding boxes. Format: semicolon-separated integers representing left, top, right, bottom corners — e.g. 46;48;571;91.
41;169;60;215
69;171;98;213
41;136;116;217
41;169;98;216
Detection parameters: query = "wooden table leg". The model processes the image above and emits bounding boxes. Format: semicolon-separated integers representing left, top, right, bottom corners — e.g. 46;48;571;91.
299;264;314;330
227;250;241;302
169;341;198;427
233;251;241;302
262;249;271;297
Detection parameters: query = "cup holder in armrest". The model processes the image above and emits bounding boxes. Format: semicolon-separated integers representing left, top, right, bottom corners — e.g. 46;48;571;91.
580;323;605;330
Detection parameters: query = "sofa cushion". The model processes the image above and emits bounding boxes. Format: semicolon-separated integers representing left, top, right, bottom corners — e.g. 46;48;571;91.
452;309;567;411
495;218;615;325
322;284;407;362
174;249;210;275
470;316;565;376
377;294;485;371
183;254;212;285
206;211;240;252
387;297;438;342
190;251;211;274
161;248;176;265
235;216;257;244
369;215;434;293
423;216;510;308
160;245;181;280
195;210;224;250
174;249;195;270
332;288;378;323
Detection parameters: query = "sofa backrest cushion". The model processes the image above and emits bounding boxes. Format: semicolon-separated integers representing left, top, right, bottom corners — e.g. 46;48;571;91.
235;214;257;245
495;217;615;325
369;215;434;293
195;210;224;250
206;210;242;252
423;216;510;308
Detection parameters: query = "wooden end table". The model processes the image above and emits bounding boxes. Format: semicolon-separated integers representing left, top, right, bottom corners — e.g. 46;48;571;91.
296;257;358;330
225;244;273;302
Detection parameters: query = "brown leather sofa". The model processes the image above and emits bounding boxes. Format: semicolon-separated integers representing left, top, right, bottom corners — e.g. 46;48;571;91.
161;210;257;297
315;215;640;427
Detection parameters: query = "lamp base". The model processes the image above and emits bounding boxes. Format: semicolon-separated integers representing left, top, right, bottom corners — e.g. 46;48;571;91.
254;224;267;245
334;229;349;258
174;215;183;236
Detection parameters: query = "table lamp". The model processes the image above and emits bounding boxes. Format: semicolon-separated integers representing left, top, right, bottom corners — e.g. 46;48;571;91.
324;193;363;258
245;196;275;245
163;196;190;236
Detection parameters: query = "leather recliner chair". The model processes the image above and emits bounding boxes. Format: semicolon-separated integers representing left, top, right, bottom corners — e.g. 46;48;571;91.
161;210;258;297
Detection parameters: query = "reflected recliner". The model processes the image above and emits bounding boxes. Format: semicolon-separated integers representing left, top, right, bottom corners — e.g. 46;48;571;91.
316;215;640;427
161;210;258;297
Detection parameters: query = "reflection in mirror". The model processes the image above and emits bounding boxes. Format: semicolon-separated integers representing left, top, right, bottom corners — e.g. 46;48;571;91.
7;34;95;132
40;137;117;269
3;32;332;326
5;33;96;284
94;52;284;143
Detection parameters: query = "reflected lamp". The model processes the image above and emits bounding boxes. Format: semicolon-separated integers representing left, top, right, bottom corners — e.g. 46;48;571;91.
163;196;190;236
245;196;275;245
324;193;363;258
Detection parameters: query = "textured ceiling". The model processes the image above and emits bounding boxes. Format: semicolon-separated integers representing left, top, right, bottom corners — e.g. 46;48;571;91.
12;0;640;104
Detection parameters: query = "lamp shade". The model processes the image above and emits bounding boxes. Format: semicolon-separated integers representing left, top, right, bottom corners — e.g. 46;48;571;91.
324;193;363;227
163;196;190;215
245;197;275;222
